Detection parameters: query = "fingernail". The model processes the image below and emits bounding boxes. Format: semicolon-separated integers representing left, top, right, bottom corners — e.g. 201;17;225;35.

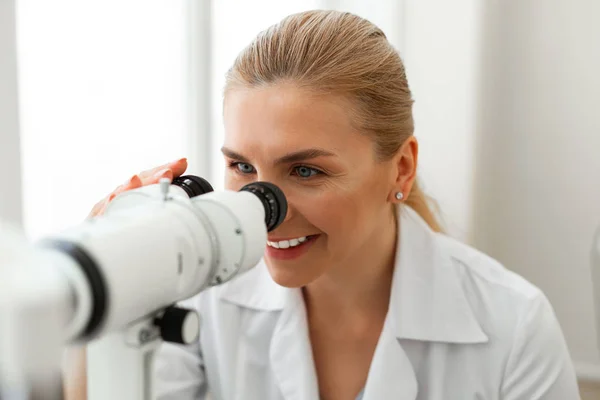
125;175;137;185
177;157;187;163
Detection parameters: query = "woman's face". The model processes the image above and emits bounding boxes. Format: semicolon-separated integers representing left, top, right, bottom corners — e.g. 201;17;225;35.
222;84;401;287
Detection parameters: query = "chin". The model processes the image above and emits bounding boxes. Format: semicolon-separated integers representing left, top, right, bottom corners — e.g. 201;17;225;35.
264;257;323;288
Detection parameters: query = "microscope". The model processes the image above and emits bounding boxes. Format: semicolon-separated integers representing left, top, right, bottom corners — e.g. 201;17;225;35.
0;175;287;400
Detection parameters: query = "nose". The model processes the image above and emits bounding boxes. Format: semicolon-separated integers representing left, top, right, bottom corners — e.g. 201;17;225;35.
282;201;294;224
272;184;293;225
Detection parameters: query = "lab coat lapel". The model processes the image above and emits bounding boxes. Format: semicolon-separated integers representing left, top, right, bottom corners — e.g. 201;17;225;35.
391;206;489;344
361;317;418;400
220;262;318;399
269;288;320;400
362;205;489;400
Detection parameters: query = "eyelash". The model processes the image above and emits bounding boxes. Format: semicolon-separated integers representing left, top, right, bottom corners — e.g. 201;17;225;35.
227;161;324;179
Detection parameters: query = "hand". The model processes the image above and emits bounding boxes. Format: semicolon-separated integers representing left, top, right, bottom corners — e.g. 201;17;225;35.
87;158;188;219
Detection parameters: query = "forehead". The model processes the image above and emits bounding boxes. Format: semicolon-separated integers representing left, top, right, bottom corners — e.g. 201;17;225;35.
223;84;373;159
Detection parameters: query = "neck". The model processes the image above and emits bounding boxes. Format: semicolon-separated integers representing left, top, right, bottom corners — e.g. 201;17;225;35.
303;207;398;330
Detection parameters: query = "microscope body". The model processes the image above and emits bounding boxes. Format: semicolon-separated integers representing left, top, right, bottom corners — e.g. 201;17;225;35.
70;181;269;400
0;177;287;400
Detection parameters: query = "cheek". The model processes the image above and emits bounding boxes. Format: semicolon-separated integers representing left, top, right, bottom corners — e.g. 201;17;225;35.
296;186;381;241
224;175;236;191
223;170;247;191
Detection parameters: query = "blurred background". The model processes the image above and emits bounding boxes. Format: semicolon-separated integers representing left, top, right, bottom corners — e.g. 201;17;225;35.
1;0;599;396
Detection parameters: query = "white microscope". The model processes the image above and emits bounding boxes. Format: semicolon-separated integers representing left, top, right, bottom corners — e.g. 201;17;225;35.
0;175;287;400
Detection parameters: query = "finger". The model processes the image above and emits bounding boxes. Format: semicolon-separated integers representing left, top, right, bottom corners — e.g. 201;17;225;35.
128;174;143;189
88;175;142;219
114;174;142;196
94;196;113;218
140;168;174;187
170;158;188;178
88;194;113;219
139;158;187;180
88;200;105;219
107;174;143;204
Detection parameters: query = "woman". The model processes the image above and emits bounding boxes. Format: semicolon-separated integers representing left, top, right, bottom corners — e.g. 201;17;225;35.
66;10;579;400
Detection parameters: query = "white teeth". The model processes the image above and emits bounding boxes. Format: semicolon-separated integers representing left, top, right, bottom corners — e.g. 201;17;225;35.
267;236;309;249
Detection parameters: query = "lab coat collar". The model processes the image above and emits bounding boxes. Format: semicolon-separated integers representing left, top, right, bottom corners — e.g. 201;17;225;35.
219;254;287;311
219;205;489;344
391;206;489;344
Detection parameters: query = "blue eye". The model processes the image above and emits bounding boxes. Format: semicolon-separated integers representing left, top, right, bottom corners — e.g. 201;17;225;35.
294;166;320;178
234;162;255;174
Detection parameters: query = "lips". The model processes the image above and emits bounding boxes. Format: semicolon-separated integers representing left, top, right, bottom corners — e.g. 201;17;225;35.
267;235;311;249
265;235;319;260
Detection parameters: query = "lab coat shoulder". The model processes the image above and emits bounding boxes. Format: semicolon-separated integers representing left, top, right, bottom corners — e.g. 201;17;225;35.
439;233;544;338
437;234;580;399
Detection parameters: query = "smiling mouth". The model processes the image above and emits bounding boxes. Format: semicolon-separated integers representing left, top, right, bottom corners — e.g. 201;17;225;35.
266;235;318;249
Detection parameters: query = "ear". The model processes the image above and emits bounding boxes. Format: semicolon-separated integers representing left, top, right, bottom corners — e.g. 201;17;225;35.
388;136;418;203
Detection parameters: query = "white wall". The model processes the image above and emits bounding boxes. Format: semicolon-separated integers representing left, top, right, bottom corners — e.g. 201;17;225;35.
0;0;23;228
473;0;600;376
336;0;600;379
401;1;482;243
320;0;405;50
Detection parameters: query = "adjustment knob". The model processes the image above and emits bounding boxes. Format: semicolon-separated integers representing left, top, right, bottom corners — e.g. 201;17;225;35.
159;177;171;201
154;306;199;344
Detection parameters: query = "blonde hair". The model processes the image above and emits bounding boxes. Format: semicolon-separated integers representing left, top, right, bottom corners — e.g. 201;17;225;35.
225;10;442;232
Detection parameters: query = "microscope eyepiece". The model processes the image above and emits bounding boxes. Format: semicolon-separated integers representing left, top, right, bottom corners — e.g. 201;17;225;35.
240;182;287;232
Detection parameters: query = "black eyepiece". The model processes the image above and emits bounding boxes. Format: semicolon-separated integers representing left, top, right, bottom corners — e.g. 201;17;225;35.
171;175;214;198
240;182;287;232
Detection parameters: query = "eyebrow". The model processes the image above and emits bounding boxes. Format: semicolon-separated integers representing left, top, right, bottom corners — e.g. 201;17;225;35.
221;147;336;165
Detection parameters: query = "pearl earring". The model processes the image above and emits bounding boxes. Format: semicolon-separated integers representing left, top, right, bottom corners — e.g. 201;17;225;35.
395;192;404;201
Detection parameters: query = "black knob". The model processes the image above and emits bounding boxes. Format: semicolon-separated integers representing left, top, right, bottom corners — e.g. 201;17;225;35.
172;175;214;198
154;306;200;344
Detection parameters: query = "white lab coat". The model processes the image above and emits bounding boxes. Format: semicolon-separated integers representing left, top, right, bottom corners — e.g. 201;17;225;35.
154;206;580;400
